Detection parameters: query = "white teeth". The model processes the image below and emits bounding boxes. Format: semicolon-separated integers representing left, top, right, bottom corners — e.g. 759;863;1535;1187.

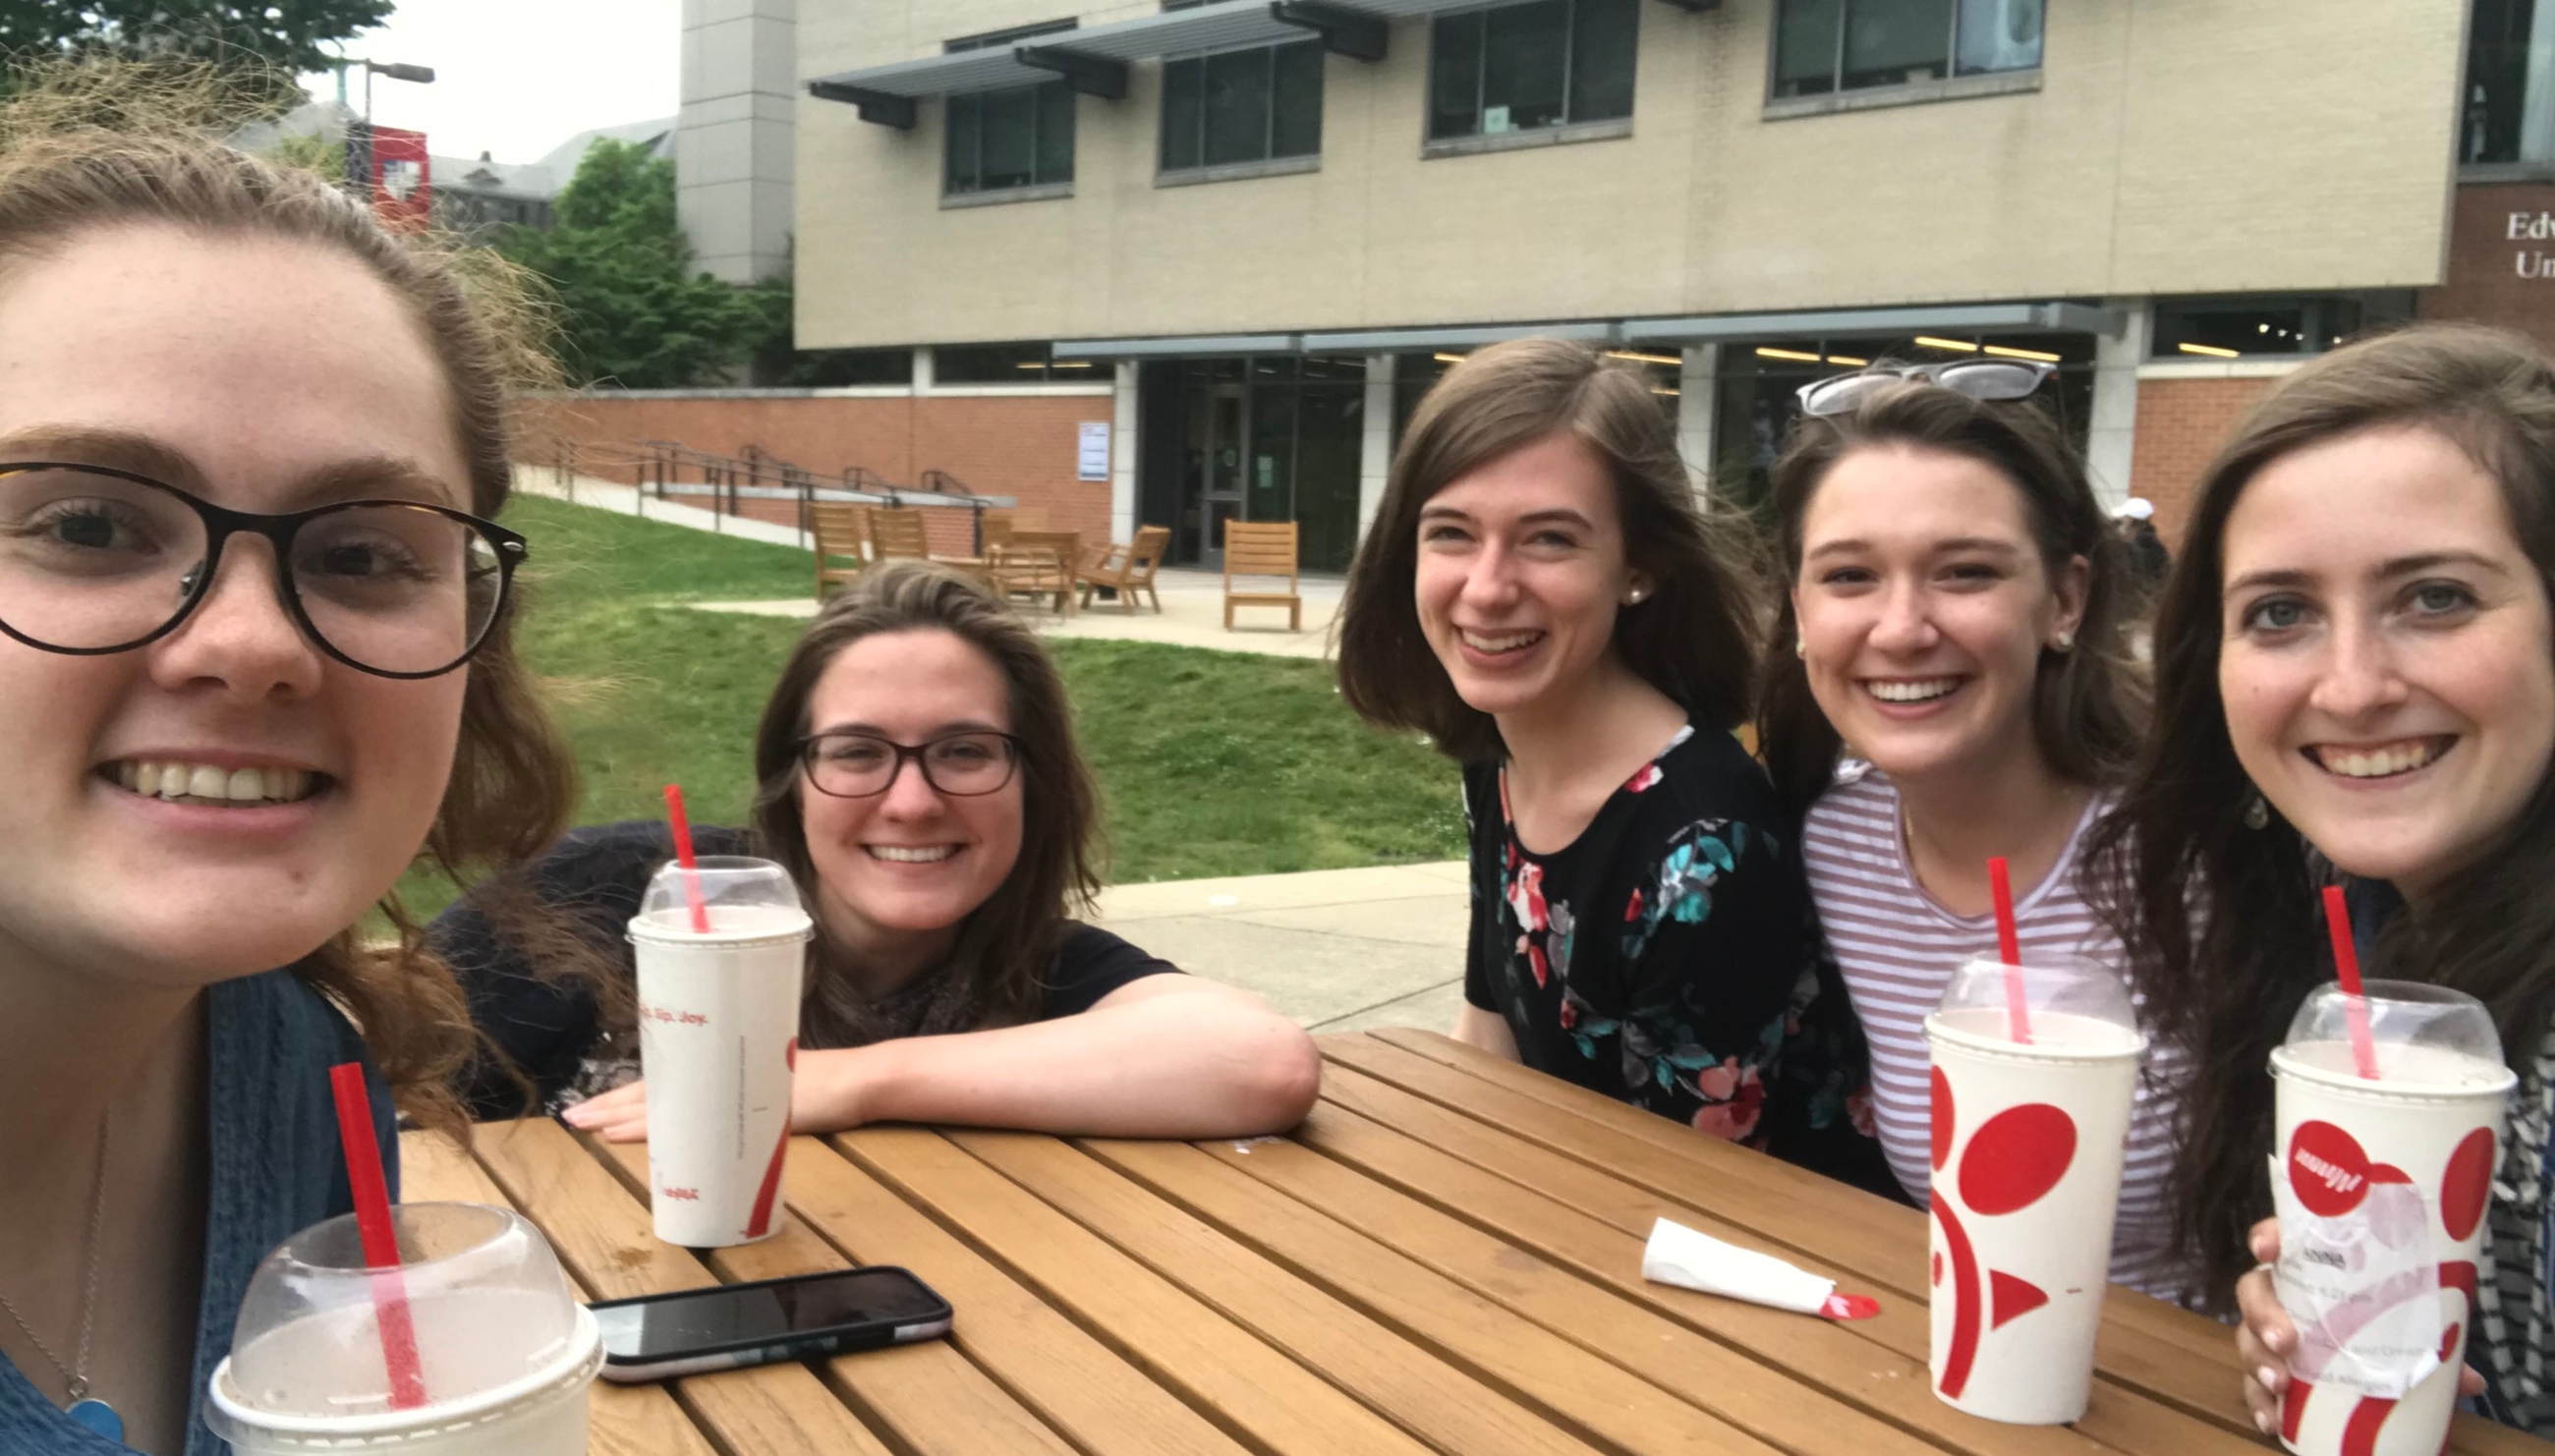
1868;678;1961;703
111;759;318;804
1461;630;1541;653
870;845;958;864
2318;743;2439;779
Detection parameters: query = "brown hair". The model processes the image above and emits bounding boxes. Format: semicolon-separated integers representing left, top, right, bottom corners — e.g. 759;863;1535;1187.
2088;322;2555;1310
1335;337;1763;762
748;562;1103;1044
0;65;579;1138
1754;376;2145;814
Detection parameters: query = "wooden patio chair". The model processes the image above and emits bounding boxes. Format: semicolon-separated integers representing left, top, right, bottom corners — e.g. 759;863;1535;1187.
810;502;870;599
868;506;931;562
1076;524;1170;614
1222;520;1301;631
991;530;1080;616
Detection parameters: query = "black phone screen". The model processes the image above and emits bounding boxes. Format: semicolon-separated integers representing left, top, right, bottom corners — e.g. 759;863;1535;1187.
593;1266;948;1362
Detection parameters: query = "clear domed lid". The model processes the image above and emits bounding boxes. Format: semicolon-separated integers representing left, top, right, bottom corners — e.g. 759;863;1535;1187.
1937;955;2141;1036
636;855;806;936
2283;979;2506;1074
215;1202;584;1423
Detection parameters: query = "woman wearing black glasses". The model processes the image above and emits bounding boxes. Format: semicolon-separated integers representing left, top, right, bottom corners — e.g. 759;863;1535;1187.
437;561;1322;1142
1753;361;2195;1300
0;96;577;1455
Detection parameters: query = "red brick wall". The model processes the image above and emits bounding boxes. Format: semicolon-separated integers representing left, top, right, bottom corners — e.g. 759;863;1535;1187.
2418;182;2555;355
518;392;1120;550
2129;375;2280;547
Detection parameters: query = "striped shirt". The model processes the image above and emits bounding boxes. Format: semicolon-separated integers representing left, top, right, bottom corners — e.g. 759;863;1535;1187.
1801;763;2197;1305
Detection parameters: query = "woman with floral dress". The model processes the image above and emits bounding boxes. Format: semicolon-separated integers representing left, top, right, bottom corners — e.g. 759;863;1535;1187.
1337;339;1872;1161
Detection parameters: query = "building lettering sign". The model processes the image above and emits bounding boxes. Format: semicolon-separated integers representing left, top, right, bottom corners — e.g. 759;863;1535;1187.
2511;211;2555;278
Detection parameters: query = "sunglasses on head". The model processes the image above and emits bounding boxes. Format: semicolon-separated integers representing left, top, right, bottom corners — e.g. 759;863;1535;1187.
1793;359;2059;419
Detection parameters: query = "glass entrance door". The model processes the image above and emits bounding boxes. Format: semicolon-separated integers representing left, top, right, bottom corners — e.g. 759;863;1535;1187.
1185;380;1247;568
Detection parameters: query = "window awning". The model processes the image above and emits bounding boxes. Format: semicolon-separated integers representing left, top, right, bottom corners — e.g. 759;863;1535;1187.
808;0;1484;128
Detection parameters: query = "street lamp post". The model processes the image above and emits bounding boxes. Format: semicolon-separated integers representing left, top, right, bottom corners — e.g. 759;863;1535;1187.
327;55;436;123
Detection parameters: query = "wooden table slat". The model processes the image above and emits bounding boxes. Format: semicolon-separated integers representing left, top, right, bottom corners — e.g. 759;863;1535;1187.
1332;1035;2272;1434
465;1119;910;1456
399;1132;723;1456
776;1131;1259;1456
834;1126;1439;1456
952;1129;1621;1456
1341;1033;2536;1456
1153;1110;2163;1456
583;1134;1085;1456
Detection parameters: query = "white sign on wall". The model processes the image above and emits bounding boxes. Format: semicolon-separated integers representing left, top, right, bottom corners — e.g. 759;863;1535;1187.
1077;422;1111;481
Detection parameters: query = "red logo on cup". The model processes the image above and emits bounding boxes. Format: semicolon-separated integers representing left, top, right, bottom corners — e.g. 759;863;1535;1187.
2287;1121;2415;1217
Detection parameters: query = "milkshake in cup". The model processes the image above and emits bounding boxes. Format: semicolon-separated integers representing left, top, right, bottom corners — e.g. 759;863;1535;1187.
1925;955;2146;1425
628;854;812;1247
2270;980;2514;1456
206;1202;601;1454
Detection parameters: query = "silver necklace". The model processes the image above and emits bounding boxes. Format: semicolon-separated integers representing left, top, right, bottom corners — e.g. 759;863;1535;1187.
0;1115;116;1437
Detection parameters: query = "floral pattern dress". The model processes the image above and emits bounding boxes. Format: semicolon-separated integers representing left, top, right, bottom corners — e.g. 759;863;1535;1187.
1463;724;1820;1139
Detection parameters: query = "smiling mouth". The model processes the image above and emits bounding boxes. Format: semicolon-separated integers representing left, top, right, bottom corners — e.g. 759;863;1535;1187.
2302;737;2456;780
1458;629;1546;656
867;844;960;865
105;760;324;806
1862;677;1966;704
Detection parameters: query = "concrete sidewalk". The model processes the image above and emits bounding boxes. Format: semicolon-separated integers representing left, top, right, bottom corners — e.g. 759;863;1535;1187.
691;568;1346;661
1090;861;1468;1034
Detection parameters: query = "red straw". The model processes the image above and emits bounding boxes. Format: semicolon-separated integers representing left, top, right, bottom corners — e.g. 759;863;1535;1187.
1987;857;2032;1044
328;1063;427;1411
662;783;711;933
2320;886;2383;1081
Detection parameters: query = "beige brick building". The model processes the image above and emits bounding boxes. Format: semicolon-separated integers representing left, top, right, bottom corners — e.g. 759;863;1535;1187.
747;0;2515;562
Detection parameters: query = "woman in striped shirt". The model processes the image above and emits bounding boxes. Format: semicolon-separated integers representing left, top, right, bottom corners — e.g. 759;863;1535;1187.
1754;363;2197;1303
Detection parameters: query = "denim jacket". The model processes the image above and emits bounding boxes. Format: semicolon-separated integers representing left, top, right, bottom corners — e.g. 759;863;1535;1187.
0;970;398;1455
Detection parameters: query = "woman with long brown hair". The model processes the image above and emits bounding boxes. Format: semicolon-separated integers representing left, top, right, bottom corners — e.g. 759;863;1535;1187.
443;561;1321;1142
2094;323;2555;1436
1752;364;2192;1299
1334;337;1840;1144
0;78;579;1455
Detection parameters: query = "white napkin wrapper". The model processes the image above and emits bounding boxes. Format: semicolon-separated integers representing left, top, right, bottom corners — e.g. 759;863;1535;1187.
1641;1216;1835;1316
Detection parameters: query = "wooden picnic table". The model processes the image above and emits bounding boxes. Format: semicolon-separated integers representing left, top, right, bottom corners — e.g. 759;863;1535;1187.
402;1029;2551;1456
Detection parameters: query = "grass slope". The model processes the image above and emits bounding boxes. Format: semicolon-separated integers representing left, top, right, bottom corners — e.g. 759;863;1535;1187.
399;496;1464;912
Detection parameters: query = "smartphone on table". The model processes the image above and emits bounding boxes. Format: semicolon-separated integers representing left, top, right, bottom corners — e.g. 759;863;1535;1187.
589;1265;954;1382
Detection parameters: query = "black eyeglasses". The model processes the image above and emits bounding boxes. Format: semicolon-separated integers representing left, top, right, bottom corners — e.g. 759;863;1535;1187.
1795;359;2060;419
799;730;1023;799
0;462;525;680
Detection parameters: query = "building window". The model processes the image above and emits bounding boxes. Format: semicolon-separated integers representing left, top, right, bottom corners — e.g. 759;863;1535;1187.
1772;0;2043;100
2149;298;2371;361
2465;0;2552;164
1162;40;1325;172
935;343;1105;385
944;20;1078;196
1427;0;1638;142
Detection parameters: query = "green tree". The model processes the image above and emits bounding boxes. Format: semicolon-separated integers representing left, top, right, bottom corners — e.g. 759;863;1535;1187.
0;1;392;76
497;138;767;389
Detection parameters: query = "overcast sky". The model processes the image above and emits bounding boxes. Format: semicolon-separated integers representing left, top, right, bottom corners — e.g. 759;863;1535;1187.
296;0;682;164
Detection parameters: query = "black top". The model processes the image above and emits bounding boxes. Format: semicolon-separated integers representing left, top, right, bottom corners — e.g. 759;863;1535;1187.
1464;724;1820;1138
432;820;1180;1121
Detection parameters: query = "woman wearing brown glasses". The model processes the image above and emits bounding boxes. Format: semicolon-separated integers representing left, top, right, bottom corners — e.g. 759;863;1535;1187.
438;561;1322;1142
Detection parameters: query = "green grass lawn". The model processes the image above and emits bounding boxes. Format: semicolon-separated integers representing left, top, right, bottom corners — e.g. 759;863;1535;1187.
399;496;1464;917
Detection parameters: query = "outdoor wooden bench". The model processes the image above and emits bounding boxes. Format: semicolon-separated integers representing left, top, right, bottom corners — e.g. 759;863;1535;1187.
1076;524;1170;614
399;1029;2550;1456
1222;520;1302;631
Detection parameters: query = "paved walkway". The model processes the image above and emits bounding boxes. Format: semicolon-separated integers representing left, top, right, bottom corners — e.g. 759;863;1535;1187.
1089;862;1468;1034
692;568;1346;660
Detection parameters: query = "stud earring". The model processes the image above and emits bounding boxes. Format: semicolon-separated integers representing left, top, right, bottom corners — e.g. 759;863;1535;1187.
1624;588;1645;605
1794;637;1806;659
2051;630;2075;652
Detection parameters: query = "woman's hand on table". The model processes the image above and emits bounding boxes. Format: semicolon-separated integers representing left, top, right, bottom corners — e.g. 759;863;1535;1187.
2237;1217;2482;1434
559;1049;873;1143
